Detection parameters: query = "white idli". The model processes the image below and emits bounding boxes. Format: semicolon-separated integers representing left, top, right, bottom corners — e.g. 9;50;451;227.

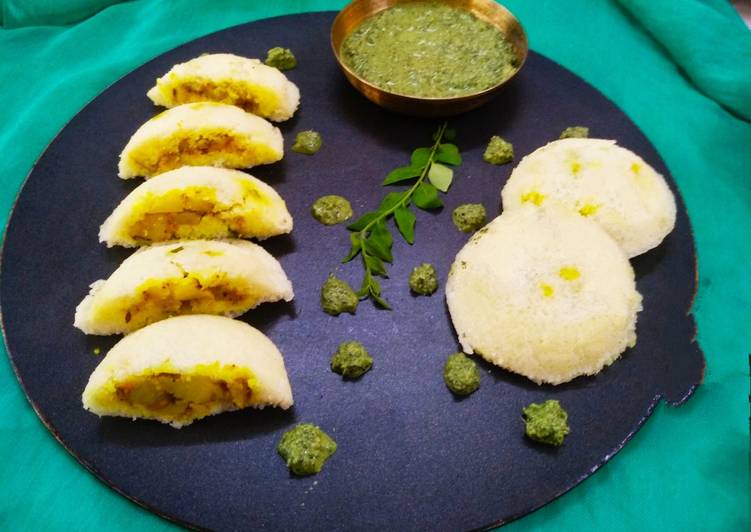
82;315;293;427
501;138;676;257
446;206;643;385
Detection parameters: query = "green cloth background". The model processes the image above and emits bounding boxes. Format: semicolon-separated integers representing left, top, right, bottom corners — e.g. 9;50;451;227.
0;0;748;529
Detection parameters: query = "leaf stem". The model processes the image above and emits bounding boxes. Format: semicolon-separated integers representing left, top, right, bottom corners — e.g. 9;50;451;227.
356;123;448;307
359;122;446;237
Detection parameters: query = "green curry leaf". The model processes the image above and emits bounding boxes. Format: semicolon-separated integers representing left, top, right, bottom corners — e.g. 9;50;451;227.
428;162;454;192
413;182;443;209
394;206;416;244
338;123;459;309
383;165;422;185
347;211;380;231
411;147;431;166
436;143;462;165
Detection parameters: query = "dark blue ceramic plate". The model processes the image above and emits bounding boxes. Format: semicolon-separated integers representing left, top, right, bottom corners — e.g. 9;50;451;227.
0;12;704;531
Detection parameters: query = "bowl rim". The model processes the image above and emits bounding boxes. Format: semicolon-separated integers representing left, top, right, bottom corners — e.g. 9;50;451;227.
329;0;529;103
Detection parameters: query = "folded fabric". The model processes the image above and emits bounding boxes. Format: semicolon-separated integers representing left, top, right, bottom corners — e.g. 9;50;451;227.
615;0;751;121
1;0;124;28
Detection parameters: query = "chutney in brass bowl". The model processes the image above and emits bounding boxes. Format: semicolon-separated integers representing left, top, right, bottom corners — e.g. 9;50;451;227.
331;0;528;117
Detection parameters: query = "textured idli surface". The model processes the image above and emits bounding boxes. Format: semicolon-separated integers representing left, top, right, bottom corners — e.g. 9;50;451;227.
82;315;293;428
446;206;643;385
147;53;300;122
74;239;293;335
501;138;676;257
118;102;283;178
100;166;293;247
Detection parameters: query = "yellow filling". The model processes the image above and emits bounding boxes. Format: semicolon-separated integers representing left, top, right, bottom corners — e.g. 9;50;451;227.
578;203;599;217
521;190;546;206
631;162;641;174
126;186;273;243
127;129;279;176
559;266;581;281
97;274;259;331
571;161;582;174
540;283;554;298
162;78;282;117
97;362;260;424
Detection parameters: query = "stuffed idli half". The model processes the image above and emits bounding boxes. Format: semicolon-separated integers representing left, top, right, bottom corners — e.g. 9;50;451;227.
100;166;293;247
118;102;283;179
501;138;676;258
82;315;293;427
446;206;643;385
74;240;293;335
147;53;300;122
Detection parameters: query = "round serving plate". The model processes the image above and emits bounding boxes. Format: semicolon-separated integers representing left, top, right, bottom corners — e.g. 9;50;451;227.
0;12;704;531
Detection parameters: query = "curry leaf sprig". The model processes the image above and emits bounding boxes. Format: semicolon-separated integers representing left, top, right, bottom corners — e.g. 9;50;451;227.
342;123;461;309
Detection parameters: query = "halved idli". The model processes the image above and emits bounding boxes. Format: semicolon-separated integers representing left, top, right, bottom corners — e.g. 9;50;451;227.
118;102;283;178
501;138;676;257
74;240;293;335
82;315;293;427
100;166;293;247
147;53;300;122
446;206;643;385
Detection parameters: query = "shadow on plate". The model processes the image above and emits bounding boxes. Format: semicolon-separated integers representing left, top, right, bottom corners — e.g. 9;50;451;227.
333;77;524;153
98;405;297;448
241;299;298;330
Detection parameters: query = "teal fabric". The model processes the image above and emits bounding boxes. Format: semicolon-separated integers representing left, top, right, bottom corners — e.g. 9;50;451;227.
0;1;748;530
616;0;751;121
1;0;125;28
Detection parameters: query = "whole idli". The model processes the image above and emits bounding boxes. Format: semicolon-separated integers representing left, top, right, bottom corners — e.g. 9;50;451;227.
501;138;676;258
446;206;643;385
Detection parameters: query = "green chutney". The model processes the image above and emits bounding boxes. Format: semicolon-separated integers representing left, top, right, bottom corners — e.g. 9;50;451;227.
409;263;438;295
443;353;481;396
264;47;297;70
341;2;518;98
312;195;353;225
522;399;570;446
277;423;337;475
331;341;373;379
320;274;359;316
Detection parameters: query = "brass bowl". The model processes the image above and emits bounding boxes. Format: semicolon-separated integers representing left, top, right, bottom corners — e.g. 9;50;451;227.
330;0;528;117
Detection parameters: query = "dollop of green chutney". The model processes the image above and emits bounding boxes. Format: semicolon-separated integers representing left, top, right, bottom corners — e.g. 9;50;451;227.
311;195;353;225
277;423;337;476
331;341;373;379
483;135;514;165
409;263;438;296
452;204;486;233
443;353;481;396
292;130;322;155
321;274;359;316
559;126;589;139
341;2;518;98
523;399;570;446
264;47;297;70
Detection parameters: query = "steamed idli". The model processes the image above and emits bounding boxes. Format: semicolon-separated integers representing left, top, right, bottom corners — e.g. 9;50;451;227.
446;206;643;385
501;138;676;257
147;53;300;122
74;240;293;335
100;166;293;247
118;102;283;178
82;315;293;427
